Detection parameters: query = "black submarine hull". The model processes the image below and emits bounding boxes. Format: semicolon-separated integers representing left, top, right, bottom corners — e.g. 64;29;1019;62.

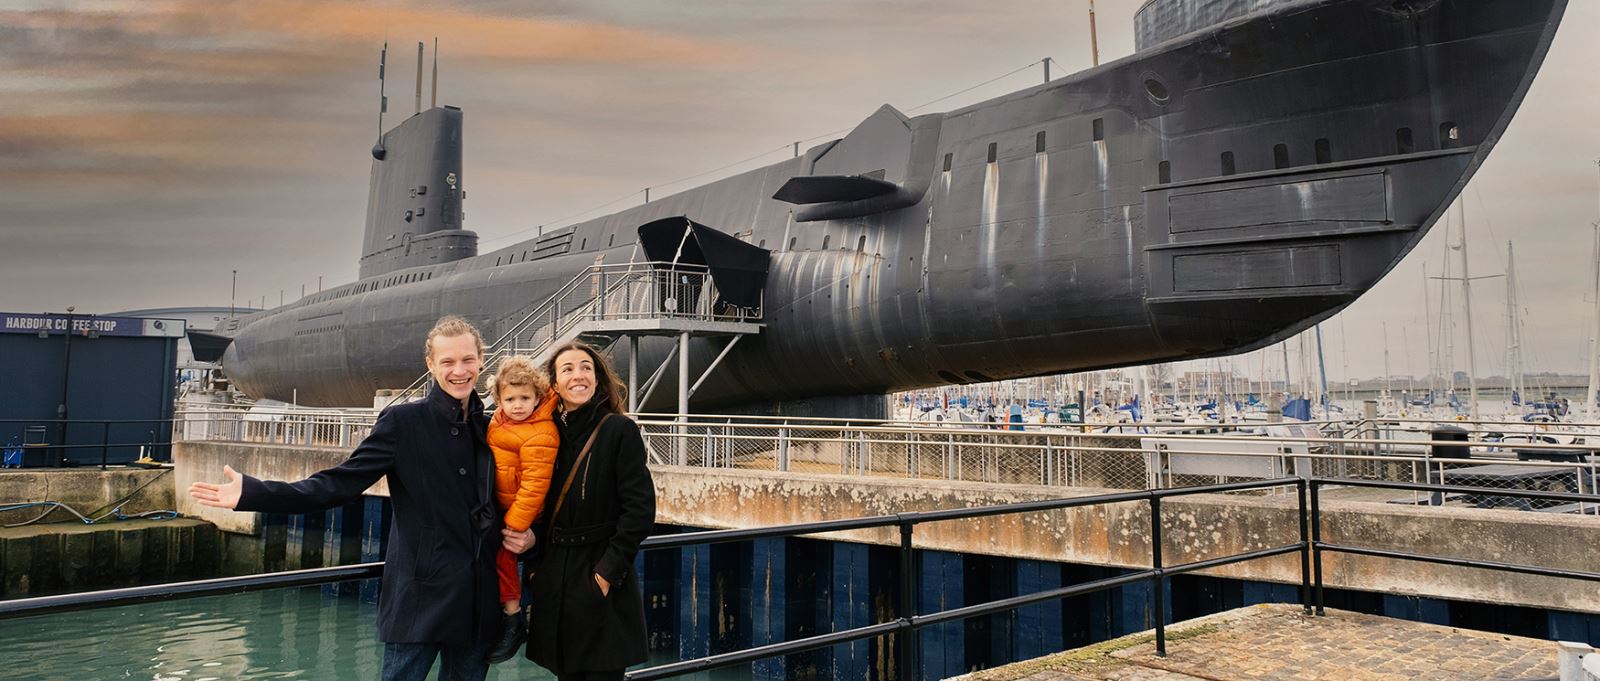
223;0;1567;409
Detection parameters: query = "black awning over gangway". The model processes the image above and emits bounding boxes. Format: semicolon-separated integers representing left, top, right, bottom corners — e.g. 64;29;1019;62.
637;217;770;309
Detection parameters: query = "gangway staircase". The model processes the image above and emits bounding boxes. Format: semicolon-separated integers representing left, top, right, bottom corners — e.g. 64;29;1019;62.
384;261;763;419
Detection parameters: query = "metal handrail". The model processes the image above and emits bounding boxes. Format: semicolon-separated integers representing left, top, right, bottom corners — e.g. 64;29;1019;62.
0;477;1309;681
9;477;1600;678
384;261;677;404
384;261;759;407
1305;477;1600;616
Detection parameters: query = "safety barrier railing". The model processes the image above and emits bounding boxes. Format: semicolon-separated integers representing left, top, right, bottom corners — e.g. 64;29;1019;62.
1305;478;1600;616
164;409;1600;514
0;478;1310;681
0;418;174;470
626;477;1308;679
172;409;377;449
631;416;1600;514
7;477;1599;679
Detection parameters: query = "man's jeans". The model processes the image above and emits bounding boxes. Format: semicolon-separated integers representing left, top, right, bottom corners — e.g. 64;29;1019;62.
382;640;492;681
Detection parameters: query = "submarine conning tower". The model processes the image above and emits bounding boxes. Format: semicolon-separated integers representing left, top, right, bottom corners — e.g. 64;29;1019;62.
1134;0;1304;49
358;106;476;279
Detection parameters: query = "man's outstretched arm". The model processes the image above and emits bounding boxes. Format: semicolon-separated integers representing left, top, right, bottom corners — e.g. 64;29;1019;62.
188;410;400;514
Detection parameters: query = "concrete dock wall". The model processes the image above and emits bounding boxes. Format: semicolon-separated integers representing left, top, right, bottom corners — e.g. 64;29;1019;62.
0;469;174;525
173;441;387;534
649;467;1600;615
0;518;219;599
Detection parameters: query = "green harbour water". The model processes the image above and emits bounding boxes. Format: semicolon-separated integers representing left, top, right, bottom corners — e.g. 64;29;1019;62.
0;584;729;680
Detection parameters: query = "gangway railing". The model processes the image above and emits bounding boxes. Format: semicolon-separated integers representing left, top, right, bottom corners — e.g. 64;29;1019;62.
383;261;761;407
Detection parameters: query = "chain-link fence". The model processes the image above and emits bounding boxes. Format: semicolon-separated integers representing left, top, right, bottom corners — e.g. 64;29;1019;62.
634;416;1600;513
170;407;1600;515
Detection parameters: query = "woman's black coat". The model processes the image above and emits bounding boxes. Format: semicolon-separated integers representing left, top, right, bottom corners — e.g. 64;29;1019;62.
525;402;656;674
237;384;500;646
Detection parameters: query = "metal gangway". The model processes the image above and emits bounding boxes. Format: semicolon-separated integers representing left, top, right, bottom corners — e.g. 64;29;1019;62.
383;260;764;417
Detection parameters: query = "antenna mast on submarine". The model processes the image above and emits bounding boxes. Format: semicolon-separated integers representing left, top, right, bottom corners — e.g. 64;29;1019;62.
430;38;439;108
415;41;424;115
1088;1;1101;66
373;42;389;160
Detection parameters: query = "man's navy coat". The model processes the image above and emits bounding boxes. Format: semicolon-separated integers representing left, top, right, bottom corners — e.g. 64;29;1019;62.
237;384;500;645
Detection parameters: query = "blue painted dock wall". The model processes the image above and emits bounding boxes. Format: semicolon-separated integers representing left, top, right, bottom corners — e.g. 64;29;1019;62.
632;531;1600;680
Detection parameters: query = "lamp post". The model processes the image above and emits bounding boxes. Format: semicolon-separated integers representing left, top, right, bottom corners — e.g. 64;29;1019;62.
58;306;74;467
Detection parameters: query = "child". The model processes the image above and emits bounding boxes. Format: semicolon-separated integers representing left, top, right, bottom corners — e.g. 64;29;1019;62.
483;355;559;664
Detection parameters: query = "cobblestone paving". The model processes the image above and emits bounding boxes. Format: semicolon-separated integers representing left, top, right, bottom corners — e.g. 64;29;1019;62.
955;604;1558;681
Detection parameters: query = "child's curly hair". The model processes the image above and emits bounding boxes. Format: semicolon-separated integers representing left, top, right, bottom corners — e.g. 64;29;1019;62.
486;355;549;400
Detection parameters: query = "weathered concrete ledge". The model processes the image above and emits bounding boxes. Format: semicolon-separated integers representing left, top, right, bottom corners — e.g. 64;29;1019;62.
0;469;175;525
650;466;1600;614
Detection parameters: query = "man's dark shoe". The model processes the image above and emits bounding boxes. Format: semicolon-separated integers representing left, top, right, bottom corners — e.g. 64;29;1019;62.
486;610;527;664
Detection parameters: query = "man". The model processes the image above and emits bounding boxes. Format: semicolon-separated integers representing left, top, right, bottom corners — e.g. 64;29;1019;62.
189;316;533;680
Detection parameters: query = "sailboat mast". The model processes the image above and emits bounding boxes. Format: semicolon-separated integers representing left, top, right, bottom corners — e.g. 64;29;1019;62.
1382;322;1391;394
1505;241;1524;405
1315;324;1329;416
1458;199;1481;420
1423;263;1436;395
1587;163;1600;420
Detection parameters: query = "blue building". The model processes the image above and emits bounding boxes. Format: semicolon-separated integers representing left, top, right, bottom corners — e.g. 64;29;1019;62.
1;310;185;466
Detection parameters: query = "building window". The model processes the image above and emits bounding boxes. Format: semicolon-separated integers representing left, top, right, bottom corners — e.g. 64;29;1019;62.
788;237;798;251
1396;127;1415;154
821;234;831;250
1220;151;1236;176
1158;160;1171;184
942;153;952;171
1315;138;1332;164
1273;144;1290;169
1092;118;1104;142
857;235;867;253
987;142;997;163
1035;131;1046;153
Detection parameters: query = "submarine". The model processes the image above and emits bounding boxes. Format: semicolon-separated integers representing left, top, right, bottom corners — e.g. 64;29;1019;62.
201;0;1569;415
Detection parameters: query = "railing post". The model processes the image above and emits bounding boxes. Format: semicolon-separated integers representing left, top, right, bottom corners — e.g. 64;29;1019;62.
898;518;916;681
101;421;110;470
1045;435;1055;486
1310;480;1326;615
1150;494;1167;657
1298;479;1313;615
778;426;790;472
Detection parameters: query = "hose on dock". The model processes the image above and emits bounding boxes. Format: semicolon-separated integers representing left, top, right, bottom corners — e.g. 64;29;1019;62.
2;468;177;528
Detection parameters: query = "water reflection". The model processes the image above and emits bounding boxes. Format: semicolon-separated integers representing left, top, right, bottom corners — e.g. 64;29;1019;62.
0;584;734;680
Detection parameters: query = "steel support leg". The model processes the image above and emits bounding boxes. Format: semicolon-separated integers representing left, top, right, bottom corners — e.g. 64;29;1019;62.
628;335;639;414
676;332;689;466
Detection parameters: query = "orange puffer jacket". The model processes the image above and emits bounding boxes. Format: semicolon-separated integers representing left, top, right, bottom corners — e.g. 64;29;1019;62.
488;391;560;532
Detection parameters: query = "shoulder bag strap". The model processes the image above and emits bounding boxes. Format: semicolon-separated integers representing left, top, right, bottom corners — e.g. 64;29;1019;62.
548;413;613;523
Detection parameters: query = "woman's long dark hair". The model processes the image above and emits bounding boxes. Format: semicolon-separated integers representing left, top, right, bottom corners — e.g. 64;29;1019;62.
545;340;629;415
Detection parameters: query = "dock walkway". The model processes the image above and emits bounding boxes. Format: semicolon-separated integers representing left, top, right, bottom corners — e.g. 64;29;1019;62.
957;604;1557;681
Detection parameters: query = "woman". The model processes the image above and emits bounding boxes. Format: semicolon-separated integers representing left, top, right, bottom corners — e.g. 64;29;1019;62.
525;340;656;681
